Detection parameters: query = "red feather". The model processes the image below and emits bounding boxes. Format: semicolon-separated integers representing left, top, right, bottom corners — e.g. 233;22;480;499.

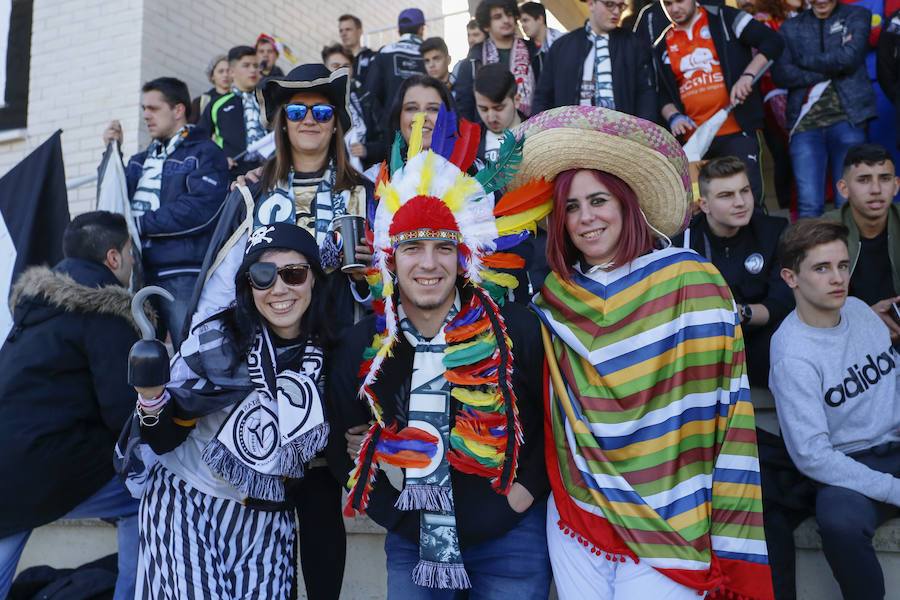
389;195;459;238
481;252;526;270
374;161;389;190
449;119;481;172
493;178;554;217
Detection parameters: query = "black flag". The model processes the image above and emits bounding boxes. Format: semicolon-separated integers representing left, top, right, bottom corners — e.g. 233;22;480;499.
0;130;70;340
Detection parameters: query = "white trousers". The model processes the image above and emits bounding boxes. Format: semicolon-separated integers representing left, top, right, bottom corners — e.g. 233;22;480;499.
547;495;706;600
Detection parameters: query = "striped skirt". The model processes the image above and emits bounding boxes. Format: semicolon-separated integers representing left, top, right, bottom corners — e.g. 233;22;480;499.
136;464;296;600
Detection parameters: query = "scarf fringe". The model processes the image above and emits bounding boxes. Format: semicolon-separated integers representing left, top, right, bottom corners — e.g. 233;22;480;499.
344;423;381;516
557;519;636;564
411;560;472;590
709;590;763;600
202;439;285;502
394;483;454;512
279;421;330;477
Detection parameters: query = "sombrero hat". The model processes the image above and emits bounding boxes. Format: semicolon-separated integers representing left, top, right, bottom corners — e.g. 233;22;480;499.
257;63;351;131
511;106;692;238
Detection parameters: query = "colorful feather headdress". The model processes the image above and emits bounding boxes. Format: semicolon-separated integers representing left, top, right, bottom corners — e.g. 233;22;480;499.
345;108;554;516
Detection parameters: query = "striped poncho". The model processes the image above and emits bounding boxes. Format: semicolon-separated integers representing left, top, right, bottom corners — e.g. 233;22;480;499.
533;247;773;600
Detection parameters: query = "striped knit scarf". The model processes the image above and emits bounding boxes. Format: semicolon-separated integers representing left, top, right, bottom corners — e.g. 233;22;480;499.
585;21;615;109
533;248;773;600
397;300;472;590
131;126;188;217
255;163;355;270
482;37;535;116
235;87;266;159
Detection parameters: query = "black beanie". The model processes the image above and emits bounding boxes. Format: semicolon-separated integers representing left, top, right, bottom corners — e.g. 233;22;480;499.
239;223;321;276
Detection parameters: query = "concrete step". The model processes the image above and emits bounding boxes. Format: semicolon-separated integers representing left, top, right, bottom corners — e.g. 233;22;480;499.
794;517;900;600
19;515;900;599
17;515;388;600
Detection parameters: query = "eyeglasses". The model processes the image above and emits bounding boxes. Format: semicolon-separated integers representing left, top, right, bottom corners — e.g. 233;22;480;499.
247;263;311;290
600;0;628;13
284;103;335;123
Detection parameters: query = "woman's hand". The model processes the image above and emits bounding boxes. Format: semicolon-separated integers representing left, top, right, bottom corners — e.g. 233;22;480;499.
346;423;370;459
350;143;367;158
345;243;374;281
506;482;534;514
230;166;264;191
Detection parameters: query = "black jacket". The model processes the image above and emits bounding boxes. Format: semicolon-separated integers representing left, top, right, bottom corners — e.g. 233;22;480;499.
674;212;793;385
189;88;225;125
197;91;263;177
533;25;657;121
327;300;549;548
634;2;783;132
354;47;377;85
454;39;542;124
364;35;427;113
0;259;139;537
878;11;900;148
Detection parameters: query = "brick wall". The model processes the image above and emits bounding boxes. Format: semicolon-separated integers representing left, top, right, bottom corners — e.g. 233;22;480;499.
0;0;442;216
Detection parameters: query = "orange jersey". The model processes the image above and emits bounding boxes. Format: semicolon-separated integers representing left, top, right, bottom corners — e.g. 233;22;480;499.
664;8;741;137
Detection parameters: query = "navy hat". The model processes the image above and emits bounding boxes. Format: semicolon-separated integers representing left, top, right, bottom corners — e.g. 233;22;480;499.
257;63;351;131
239;223;321;276
398;8;425;28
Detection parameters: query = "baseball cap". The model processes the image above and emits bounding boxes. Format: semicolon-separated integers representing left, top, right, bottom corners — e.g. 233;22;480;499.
398;8;425;28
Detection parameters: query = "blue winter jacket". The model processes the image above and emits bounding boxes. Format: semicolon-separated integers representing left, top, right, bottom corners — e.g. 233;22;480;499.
125;126;229;279
773;4;877;131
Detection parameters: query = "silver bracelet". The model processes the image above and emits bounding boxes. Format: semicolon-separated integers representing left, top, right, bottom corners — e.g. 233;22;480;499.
136;401;161;427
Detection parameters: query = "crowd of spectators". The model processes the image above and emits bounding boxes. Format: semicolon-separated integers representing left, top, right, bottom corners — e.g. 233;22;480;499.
2;1;900;599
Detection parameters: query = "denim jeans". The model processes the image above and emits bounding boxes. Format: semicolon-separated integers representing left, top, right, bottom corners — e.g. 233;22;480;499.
149;273;198;351
384;499;551;599
790;121;867;217
814;442;900;600
0;476;139;600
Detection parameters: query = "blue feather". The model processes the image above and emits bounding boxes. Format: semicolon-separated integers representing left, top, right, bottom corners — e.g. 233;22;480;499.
378;438;437;457
493;231;530;250
430;105;457;161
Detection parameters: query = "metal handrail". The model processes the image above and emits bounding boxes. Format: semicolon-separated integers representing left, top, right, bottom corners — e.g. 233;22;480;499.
66;173;97;190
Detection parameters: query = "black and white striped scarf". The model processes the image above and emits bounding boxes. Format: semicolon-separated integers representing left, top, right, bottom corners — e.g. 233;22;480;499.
582;21;615;109
131;126;188;217
236;87;266;160
201;323;328;502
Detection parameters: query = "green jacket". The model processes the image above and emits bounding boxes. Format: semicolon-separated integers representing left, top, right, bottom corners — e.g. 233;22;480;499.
829;203;900;296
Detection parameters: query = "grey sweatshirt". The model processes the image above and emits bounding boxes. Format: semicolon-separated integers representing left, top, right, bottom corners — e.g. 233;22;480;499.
769;297;900;506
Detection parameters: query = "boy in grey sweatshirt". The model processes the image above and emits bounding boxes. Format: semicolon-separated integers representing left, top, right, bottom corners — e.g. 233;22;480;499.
769;219;900;600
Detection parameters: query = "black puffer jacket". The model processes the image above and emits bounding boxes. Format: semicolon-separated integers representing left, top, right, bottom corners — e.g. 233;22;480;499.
0;259;139;537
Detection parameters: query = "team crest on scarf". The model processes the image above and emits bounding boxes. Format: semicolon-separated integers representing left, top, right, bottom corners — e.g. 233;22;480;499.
343;107;554;589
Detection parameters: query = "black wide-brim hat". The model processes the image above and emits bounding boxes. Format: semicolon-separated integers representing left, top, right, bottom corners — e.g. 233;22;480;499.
257;64;351;131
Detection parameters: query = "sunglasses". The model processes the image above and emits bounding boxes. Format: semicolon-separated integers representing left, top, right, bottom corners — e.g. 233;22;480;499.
284;103;335;123
247;262;311;290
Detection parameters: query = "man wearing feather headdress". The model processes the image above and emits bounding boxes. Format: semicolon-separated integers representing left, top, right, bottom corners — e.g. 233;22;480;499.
327;109;554;596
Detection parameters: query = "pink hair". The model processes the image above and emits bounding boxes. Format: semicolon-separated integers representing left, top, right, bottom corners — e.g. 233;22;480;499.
546;169;655;279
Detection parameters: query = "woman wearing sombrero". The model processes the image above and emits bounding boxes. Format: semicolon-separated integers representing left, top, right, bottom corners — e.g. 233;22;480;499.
520;106;773;599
